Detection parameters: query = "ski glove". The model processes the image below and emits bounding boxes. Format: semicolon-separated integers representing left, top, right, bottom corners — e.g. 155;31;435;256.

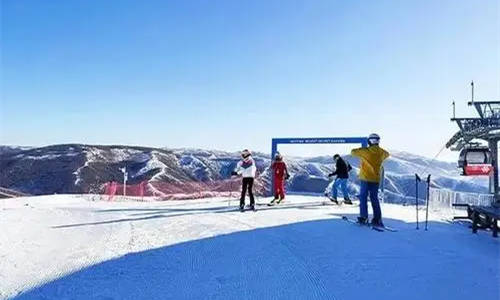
231;171;238;176
328;173;335;177
285;173;290;180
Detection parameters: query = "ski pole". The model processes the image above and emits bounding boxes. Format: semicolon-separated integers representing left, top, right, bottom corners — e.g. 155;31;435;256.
425;175;431;231
415;174;421;230
380;166;385;204
228;179;233;207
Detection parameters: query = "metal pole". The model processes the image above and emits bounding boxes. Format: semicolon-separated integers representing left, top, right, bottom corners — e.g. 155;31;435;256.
416;174;421;230
123;172;127;197
380;167;385;203
141;181;145;202
471;81;474;104
228;179;233;207
425;175;431;231
452;101;456;118
120;167;127;197
489;139;500;206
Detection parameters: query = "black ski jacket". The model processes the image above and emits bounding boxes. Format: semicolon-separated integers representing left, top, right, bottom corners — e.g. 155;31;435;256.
330;158;352;179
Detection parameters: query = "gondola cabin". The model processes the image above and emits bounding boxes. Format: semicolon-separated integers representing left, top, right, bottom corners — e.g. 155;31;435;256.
458;145;493;176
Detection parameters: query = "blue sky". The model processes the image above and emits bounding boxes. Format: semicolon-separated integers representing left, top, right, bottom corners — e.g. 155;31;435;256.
1;0;499;159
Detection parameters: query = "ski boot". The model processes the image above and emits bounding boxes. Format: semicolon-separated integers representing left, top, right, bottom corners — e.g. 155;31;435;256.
357;217;368;225
343;197;353;205
277;197;284;205
329;197;339;205
239;205;245;212
250;204;256;212
371;218;384;228
268;198;278;206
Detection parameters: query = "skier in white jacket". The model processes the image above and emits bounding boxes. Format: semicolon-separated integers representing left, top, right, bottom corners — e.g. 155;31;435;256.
231;149;257;211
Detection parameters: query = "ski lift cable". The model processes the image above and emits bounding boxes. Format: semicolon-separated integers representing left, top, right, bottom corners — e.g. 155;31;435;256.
416;144;447;178
395;143;447;203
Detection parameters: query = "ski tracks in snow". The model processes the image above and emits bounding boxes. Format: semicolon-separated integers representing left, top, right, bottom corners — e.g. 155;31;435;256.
217;210;337;300
2;195;499;300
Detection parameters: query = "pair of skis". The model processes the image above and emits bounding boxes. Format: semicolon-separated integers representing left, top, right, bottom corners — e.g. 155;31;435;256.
324;196;358;207
267;199;284;206
341;216;397;232
240;204;256;212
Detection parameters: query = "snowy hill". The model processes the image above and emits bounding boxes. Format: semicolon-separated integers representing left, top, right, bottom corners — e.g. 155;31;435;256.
0;195;498;299
0;144;488;203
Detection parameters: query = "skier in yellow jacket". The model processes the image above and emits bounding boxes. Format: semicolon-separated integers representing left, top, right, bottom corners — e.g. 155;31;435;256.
351;133;390;226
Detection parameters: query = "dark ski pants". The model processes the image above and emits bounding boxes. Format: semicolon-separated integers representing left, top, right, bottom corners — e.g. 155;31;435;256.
240;177;255;207
359;180;382;221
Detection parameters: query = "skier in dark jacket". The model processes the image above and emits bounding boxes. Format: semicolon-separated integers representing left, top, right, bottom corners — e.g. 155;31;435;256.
326;154;352;204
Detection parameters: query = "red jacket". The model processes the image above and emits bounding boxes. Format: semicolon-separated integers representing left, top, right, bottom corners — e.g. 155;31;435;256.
272;161;288;181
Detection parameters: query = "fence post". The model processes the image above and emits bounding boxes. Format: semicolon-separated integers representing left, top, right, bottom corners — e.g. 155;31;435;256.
140;181;145;202
415;174;421;230
425;175;431;231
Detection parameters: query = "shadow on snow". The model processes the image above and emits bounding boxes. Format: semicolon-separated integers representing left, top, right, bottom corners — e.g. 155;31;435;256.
52;202;329;228
18;216;500;300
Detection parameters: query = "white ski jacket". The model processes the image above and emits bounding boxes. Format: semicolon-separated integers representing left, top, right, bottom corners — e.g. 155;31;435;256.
235;157;257;178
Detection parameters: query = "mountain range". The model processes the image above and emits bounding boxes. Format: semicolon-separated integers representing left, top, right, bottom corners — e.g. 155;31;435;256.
0;144;489;203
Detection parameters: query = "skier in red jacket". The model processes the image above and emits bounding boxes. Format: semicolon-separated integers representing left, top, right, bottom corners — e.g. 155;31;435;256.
268;152;290;206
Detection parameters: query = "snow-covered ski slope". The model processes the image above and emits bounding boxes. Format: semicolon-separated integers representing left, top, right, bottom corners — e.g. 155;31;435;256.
1;195;498;300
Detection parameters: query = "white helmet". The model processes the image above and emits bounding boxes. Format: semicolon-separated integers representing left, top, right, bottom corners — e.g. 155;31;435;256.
241;149;252;158
368;133;380;145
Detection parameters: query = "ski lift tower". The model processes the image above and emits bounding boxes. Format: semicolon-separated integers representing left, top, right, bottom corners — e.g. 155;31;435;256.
446;81;500;205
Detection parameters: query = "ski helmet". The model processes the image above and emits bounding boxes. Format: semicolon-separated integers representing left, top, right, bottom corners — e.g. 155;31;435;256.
333;154;341;160
241;149;252;158
368;133;380;145
274;152;283;161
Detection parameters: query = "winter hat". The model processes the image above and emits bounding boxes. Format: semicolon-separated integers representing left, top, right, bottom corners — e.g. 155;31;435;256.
368;133;380;145
241;149;252;158
274;152;283;161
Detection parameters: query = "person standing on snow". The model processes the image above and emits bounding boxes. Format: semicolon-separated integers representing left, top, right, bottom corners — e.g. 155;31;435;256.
351;133;389;226
326;154;353;205
231;149;257;211
268;152;290;206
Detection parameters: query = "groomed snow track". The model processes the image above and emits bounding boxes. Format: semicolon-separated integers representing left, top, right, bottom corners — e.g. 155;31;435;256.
1;195;499;300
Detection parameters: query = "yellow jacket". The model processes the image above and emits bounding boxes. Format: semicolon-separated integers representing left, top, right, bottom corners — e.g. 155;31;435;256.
351;145;390;183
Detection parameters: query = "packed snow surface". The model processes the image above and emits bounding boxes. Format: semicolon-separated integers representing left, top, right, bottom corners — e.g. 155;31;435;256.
1;195;498;300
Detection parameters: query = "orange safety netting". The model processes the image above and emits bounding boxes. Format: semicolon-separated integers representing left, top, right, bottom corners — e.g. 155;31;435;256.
103;178;267;201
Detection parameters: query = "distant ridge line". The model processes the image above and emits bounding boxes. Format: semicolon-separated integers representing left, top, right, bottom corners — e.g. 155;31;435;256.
0;187;30;198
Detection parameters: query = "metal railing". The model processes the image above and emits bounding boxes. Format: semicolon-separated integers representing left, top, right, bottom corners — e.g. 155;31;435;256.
429;188;494;209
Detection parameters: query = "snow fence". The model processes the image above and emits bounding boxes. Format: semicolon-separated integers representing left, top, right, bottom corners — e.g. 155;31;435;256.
101;178;268;201
429;188;494;210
